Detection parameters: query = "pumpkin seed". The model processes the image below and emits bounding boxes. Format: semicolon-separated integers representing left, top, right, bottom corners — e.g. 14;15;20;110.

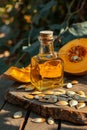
34;95;39;99
66;91;76;97
71;80;78;85
73;94;87;102
38;94;45;97
71;55;79;61
23;94;34;99
54;91;63;95
31;118;46;123
43;90;54;95
47;117;55;125
55;100;68;106
31;91;42;95
66;83;72;88
39;96;57;103
17;85;25;89
57;96;68;101
13;111;22;119
76;90;85;96
24;85;35;91
69;100;78;107
76;102;86;109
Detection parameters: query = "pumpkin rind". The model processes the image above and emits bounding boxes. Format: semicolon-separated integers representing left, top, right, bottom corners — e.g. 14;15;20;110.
4;65;31;82
58;38;87;75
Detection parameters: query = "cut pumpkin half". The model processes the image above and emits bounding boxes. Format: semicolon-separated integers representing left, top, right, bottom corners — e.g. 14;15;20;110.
58;38;87;75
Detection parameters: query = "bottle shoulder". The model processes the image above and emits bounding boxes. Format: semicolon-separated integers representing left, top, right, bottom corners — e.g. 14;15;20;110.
31;53;63;64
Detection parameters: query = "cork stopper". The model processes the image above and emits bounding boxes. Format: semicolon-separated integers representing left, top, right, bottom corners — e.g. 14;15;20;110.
40;30;53;41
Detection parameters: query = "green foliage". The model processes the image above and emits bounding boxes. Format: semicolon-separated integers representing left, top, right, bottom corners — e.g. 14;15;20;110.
0;58;10;74
0;0;87;74
69;21;87;36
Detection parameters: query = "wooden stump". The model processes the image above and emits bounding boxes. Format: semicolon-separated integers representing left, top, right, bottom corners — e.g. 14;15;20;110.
5;75;87;125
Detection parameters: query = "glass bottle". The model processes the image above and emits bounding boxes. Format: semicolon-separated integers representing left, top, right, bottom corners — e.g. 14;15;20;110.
30;30;64;91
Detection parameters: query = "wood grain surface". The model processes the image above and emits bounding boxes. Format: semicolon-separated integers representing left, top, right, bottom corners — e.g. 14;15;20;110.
24;112;58;130
0;76;27;130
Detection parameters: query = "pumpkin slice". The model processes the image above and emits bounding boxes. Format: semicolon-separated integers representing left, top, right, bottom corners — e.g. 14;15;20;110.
4;65;31;82
58;38;87;75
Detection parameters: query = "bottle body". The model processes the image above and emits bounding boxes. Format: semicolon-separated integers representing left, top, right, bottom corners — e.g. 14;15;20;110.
30;31;64;91
30;53;63;91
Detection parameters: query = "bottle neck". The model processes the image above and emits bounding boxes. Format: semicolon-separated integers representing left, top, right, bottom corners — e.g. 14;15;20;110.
39;40;55;56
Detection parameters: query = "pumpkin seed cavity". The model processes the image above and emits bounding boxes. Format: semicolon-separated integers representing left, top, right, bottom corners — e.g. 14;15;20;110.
68;46;86;63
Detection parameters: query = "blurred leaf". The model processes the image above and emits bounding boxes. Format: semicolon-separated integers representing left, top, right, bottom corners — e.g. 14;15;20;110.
22;40;40;57
49;24;61;30
0;58;9;74
0;25;11;35
69;21;87;36
55;21;87;47
14;52;30;67
10;39;26;54
59;22;69;35
39;0;57;13
60;33;76;45
28;26;44;43
33;0;57;25
0;25;19;46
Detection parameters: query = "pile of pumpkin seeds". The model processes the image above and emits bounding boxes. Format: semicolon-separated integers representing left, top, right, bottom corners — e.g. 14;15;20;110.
17;80;87;110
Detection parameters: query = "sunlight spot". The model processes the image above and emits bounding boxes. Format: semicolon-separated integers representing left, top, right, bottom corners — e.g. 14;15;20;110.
5;4;13;12
24;15;31;23
0;33;6;38
4;50;10;57
7;40;13;45
0;54;4;58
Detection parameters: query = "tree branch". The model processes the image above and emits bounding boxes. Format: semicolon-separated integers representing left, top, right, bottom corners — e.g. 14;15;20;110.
64;0;86;26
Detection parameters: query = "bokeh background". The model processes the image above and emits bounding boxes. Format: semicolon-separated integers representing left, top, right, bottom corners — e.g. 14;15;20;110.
0;0;87;74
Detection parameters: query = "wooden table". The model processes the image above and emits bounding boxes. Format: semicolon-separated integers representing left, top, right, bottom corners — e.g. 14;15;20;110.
0;75;87;130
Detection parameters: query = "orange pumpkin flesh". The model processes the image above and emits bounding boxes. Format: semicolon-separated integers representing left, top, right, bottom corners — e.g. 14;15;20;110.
4;65;31;82
58;38;87;75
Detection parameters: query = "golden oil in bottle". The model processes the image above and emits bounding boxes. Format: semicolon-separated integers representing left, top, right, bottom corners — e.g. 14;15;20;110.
30;31;64;91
